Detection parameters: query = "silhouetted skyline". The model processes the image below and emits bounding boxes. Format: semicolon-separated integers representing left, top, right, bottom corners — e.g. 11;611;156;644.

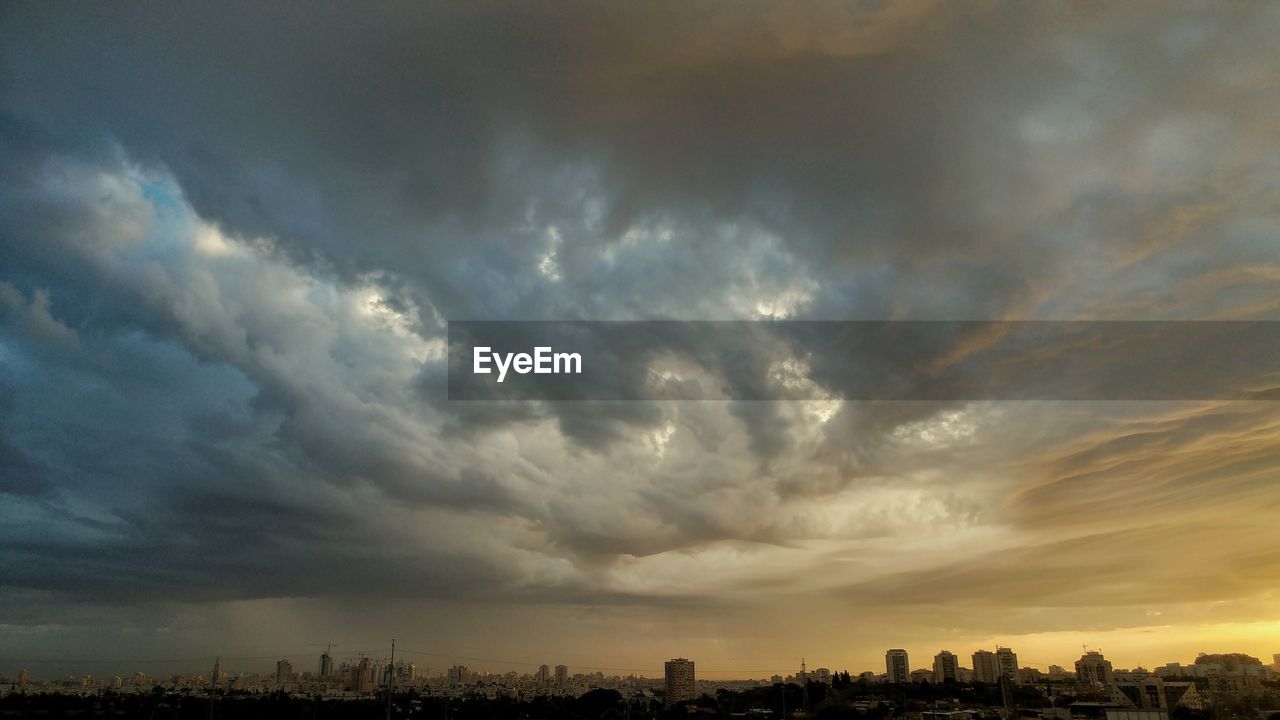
2;1;1279;677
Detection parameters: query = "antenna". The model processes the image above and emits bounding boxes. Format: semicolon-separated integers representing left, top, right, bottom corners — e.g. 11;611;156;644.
801;658;809;716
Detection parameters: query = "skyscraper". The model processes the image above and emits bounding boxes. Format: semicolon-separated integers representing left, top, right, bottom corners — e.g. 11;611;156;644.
276;658;293;685
664;658;696;707
320;650;333;678
885;649;910;684
554;664;568;684
536;664;550;684
933;651;958;683
210;657;224;688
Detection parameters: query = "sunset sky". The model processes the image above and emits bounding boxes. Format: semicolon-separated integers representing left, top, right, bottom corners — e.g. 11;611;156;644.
2;2;1279;678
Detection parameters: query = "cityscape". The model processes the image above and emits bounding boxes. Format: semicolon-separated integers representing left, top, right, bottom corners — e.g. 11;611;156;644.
4;647;1279;719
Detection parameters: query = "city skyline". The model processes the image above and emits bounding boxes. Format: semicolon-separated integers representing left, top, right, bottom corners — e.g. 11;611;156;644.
6;645;1278;685
3;0;1280;686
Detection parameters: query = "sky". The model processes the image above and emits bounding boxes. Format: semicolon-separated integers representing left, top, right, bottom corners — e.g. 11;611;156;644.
2;1;1280;680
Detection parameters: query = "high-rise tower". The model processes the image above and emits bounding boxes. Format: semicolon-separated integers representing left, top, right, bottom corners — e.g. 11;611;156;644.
664;658;696;707
933;651;958;683
885;649;910;684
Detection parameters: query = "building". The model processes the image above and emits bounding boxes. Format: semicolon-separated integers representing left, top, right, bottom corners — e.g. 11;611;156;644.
210;657;224;688
997;647;1019;682
1103;710;1168;720
16;669;28;688
350;659;374;693
973;651;1001;684
319;650;333;678
1115;677;1169;710
886;649;910;684
1076;651;1115;687
1017;668;1043;685
448;665;469;688
276;659;293;685
814;667;832;685
1163;682;1202;710
1116;671;1203;707
536;665;550;683
664;658;696;707
934;651;959;683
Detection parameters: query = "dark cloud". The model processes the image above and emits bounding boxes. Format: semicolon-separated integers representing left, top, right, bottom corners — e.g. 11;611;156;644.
6;2;1269;323
0;431;55;499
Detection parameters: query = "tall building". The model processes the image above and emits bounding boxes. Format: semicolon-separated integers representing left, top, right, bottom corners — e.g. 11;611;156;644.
276;659;293;684
554;664;568;684
448;665;469;688
350;659;374;693
973;650;1001;684
536;664;550;683
997;647;1019;682
664;658;696;707
1076;651;1115;687
210;657;224;688
886;649;910;684
320;650;333;678
933;651;958;683
17;669;29;688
